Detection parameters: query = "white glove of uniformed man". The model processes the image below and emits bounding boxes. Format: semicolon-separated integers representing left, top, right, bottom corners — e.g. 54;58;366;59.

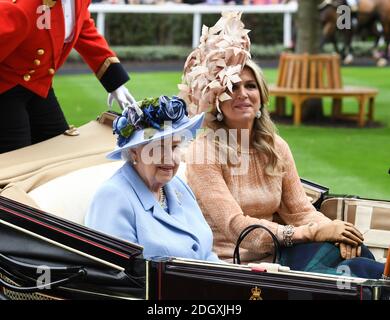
107;85;137;110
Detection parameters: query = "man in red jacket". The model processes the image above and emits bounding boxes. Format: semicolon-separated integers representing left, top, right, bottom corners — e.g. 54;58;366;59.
0;0;135;153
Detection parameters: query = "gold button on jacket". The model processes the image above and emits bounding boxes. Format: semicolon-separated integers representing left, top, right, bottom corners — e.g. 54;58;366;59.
48;68;55;75
23;74;31;82
37;49;45;56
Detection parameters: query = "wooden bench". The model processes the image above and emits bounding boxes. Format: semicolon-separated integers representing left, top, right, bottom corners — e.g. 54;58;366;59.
268;53;378;127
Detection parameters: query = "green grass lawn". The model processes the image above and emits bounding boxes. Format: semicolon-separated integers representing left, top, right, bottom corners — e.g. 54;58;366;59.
54;67;390;200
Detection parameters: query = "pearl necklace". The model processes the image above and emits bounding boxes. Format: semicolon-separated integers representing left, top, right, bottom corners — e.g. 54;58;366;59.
159;187;168;211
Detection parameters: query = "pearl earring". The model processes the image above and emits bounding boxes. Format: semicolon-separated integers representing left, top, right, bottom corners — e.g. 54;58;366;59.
216;104;224;122
256;109;262;119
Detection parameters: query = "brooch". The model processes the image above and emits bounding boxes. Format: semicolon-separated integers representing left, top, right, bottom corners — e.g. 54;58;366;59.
42;0;57;8
174;190;183;205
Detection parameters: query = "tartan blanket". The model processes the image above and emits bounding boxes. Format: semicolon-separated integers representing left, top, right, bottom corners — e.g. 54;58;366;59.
280;242;385;279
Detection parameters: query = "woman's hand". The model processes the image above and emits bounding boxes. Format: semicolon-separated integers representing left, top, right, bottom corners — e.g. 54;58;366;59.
313;220;364;246
338;242;362;259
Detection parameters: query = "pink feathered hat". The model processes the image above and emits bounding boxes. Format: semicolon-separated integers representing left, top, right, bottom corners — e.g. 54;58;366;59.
178;12;252;116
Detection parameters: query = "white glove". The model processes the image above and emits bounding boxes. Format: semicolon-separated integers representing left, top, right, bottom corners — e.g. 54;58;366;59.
107;85;137;111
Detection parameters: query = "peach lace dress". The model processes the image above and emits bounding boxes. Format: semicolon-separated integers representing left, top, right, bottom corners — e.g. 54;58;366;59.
186;133;331;263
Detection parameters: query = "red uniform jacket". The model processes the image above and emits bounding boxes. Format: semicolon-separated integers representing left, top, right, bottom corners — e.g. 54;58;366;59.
0;0;128;98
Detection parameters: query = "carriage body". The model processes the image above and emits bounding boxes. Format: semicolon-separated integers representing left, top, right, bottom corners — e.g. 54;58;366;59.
0;113;389;300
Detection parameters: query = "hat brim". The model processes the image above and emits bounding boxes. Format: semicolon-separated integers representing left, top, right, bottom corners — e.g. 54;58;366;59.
107;113;205;160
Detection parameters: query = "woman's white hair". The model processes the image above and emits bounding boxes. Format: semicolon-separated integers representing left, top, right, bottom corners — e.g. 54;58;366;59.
121;148;133;163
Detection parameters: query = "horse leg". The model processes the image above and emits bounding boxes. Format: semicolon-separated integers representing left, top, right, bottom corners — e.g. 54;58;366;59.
377;38;390;66
321;18;335;53
332;39;339;54
342;29;354;64
377;21;390;67
331;34;340;54
320;35;326;52
371;22;382;60
320;32;339;54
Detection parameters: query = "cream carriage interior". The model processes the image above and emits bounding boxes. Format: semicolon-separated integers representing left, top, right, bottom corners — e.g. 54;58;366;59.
0;112;389;300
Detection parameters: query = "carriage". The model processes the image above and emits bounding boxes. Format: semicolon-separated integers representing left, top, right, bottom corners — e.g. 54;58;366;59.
0;112;389;300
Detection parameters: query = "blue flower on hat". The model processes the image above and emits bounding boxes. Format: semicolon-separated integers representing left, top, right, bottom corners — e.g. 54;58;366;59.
112;95;189;147
143;104;163;130
158;96;188;122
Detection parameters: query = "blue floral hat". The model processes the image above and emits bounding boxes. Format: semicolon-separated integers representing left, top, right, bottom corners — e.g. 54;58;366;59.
107;95;205;160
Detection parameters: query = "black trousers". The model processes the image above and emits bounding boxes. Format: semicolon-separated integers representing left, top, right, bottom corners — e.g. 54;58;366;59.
0;85;69;154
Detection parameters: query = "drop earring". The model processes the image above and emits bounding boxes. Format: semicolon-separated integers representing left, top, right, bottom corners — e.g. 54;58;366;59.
216;104;224;122
255;109;262;119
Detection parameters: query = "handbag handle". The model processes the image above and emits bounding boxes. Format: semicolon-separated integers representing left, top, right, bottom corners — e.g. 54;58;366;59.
0;252;83;274
233;224;281;265
0;253;86;293
0;269;86;293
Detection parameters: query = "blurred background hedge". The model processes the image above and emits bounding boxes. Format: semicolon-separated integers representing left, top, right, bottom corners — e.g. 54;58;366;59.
67;41;379;62
99;13;284;46
64;14;381;62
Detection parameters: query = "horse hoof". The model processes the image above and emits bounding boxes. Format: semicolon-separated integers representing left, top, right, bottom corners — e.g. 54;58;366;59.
343;54;354;65
377;58;388;67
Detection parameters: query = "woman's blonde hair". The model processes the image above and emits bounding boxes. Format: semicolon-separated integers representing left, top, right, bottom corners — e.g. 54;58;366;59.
205;60;282;176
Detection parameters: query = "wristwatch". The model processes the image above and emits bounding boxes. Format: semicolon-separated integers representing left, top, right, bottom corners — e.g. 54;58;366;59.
283;225;295;247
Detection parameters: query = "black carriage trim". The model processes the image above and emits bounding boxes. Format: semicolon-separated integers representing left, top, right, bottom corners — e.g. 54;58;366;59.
0;196;143;269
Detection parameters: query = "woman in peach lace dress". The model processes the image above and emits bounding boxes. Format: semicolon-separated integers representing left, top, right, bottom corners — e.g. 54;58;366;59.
180;12;384;279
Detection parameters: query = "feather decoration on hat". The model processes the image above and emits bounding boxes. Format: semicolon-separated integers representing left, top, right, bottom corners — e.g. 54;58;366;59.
178;11;251;116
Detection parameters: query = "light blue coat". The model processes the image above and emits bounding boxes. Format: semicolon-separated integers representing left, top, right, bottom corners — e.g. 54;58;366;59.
85;163;219;262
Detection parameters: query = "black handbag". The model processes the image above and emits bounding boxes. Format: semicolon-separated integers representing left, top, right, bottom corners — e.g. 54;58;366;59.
233;224;281;265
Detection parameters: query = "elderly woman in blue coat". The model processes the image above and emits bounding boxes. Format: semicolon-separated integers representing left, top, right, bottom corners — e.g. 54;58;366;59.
85;96;219;262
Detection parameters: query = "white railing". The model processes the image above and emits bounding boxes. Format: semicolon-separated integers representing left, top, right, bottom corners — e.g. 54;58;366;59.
89;3;298;48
